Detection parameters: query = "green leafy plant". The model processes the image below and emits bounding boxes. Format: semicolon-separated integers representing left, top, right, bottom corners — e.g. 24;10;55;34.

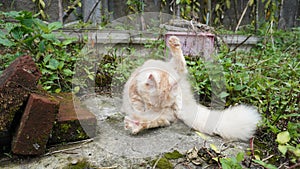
252;159;278;169
276;131;300;163
186;57;212;105
222;29;299;167
220;152;244;169
185;28;299;167
0;10;82;93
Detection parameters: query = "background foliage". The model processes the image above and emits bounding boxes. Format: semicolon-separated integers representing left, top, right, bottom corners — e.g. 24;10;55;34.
186;27;300;167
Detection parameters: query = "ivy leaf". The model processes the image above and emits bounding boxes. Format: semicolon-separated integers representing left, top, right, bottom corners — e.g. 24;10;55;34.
39;40;45;52
11;27;23;40
88;74;94;80
55;88;61;93
252;159;277;169
236;152;244;163
58;61;65;70
43;54;52;63
62;38;75;46
276;131;290;144
48;22;62;31
43;86;51;90
234;85;245;91
218;91;230;99
47;58;59;70
293;147;300;157
49;74;59;80
0;37;15;47
42;33;57;41
34;19;48;32
73;86;80;93
278;145;288;155
63;69;74;76
4;11;21;18
220;158;238;169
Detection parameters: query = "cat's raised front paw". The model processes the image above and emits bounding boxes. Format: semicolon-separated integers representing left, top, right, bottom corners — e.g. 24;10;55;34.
168;36;181;49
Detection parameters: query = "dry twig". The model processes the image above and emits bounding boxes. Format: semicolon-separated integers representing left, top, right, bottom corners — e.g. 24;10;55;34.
44;138;94;156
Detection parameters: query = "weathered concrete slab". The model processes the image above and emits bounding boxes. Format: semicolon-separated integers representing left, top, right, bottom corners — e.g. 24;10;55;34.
0;55;41;151
12;94;59;155
48;93;96;145
1;95;249;168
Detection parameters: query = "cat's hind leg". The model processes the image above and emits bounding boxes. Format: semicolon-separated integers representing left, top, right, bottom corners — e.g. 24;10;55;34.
146;118;171;129
124;116;144;134
124;116;171;134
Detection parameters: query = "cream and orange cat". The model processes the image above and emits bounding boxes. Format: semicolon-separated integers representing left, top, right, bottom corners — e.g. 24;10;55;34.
121;36;261;141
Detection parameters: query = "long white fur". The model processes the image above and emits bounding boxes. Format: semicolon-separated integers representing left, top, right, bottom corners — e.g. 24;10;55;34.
121;59;180;118
177;77;261;140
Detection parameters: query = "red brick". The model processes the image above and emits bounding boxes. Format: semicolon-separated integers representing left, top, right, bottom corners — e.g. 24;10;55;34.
48;93;96;145
12;94;59;155
0;55;41;151
0;55;41;88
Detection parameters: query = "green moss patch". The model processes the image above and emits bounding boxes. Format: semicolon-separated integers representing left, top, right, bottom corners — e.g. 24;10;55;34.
62;158;96;169
151;150;184;169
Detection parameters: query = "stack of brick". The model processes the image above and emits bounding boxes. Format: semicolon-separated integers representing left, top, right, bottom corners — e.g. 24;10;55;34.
0;55;41;152
11;94;59;155
0;55;96;155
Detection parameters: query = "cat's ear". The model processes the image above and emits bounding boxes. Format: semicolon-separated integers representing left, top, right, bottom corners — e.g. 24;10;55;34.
145;74;157;89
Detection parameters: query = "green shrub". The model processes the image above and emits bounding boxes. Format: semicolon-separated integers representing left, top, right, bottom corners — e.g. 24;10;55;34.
0;11;83;93
187;29;299;167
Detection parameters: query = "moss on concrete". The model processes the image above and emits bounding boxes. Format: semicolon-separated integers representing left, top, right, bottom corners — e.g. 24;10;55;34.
62;158;96;169
48;120;89;145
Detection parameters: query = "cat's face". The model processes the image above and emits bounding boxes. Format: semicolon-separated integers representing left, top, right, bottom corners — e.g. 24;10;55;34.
135;69;179;108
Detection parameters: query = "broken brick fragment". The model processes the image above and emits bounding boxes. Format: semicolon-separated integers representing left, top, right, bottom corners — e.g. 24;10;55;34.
11;93;59;155
0;55;41;151
48;93;96;145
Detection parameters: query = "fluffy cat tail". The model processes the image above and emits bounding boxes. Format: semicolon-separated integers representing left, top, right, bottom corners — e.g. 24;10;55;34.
212;105;261;140
180;104;261;141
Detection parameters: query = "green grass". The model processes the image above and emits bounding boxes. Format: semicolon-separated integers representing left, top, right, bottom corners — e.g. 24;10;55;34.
186;28;299;167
